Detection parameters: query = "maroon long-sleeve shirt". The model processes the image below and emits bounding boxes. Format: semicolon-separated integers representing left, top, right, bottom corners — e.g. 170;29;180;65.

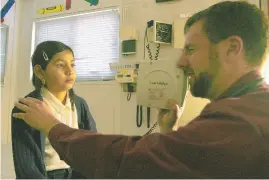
48;71;269;178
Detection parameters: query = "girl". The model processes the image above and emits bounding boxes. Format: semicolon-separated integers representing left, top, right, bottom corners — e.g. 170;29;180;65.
11;41;97;179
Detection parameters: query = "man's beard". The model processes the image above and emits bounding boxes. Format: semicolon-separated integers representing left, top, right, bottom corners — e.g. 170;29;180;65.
189;48;219;99
190;72;213;98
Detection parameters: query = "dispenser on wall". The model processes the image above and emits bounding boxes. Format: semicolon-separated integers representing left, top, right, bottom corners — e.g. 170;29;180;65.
120;26;138;55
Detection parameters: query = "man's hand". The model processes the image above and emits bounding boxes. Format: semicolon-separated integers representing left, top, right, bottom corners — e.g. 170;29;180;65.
13;97;61;137
157;98;186;133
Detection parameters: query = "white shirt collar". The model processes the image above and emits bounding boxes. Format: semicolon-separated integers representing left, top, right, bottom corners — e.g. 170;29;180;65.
41;87;72;113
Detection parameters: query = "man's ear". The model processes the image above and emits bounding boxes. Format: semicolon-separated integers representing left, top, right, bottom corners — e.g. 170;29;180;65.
226;36;243;57
33;65;45;80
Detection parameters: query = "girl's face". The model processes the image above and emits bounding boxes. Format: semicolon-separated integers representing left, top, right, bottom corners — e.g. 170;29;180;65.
42;50;76;92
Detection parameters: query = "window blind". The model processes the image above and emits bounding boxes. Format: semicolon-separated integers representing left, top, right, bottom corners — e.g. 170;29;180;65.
0;24;8;84
34;8;120;81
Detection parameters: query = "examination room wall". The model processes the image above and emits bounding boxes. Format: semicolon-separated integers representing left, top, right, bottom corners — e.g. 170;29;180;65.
1;0;22;178
1;0;262;178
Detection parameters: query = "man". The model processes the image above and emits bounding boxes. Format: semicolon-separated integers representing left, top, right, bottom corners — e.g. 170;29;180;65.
13;1;269;178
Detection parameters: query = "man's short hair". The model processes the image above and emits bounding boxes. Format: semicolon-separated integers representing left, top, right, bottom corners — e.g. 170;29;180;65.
184;1;268;67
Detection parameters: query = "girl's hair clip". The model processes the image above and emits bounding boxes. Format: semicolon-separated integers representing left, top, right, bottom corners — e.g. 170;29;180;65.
42;51;49;61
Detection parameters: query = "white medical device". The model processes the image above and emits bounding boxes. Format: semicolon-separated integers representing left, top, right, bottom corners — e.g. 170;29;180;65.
136;59;188;109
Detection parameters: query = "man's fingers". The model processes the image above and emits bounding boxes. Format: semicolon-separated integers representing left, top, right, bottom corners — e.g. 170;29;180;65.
26;97;42;103
158;109;170;114
12;113;25;120
18;97;41;106
14;102;29;112
166;99;179;109
158;99;179;114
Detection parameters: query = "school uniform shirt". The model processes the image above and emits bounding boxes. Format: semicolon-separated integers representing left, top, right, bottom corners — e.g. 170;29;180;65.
41;88;78;171
48;70;269;178
11;89;97;179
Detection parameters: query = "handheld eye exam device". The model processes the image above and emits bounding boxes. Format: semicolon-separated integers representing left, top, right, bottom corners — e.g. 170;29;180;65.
136;59;188;109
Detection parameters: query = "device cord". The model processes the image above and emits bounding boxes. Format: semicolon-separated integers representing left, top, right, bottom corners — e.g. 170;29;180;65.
154;43;161;60
143;122;158;136
127;92;131;101
139;25;161;134
147;107;150;128
144;27;161;62
136;105;142;127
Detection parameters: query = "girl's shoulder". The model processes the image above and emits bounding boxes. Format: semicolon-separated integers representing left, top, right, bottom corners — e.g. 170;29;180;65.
12;90;42;114
24;89;43;100
73;95;88;107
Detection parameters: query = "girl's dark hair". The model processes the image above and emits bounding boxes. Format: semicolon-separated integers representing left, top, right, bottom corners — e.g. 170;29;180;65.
32;40;76;111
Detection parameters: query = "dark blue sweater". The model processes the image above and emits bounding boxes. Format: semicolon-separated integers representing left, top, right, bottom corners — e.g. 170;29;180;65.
11;90;97;179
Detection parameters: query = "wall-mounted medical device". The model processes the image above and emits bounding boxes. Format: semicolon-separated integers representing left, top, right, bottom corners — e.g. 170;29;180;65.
115;69;137;83
136;59;188;109
147;20;173;44
109;61;140;83
109;61;142;95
